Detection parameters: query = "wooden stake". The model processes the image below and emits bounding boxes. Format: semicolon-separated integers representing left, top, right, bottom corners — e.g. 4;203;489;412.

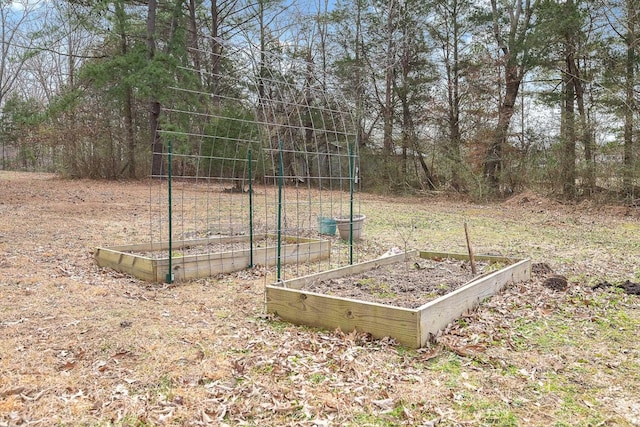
464;222;477;275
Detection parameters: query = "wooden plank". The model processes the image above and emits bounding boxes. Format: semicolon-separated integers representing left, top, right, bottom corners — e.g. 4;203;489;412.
95;247;148;265
419;251;519;264
417;258;531;346
94;247;156;282
171;254;252;281
102;234;316;259
107;235;253;253
280;240;331;263
251;241;330;268
101;238;331;282
157;249;255;281
275;250;418;290
265;286;420;347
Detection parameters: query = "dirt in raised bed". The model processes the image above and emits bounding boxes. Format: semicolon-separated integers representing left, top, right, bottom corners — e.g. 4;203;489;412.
132;236;280;259
304;257;496;309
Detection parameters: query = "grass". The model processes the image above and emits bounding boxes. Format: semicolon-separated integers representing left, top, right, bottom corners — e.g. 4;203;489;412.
1;174;640;426
476;285;640;426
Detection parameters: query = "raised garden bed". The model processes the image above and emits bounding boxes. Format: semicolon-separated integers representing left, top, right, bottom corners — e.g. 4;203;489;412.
265;250;531;348
95;234;330;282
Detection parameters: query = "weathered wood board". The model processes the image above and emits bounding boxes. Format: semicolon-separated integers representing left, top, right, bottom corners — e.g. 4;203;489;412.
265;251;531;348
95;234;330;282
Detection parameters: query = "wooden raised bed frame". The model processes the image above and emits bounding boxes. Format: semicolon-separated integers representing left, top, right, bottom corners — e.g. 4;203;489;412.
95;234;330;282
265;250;531;348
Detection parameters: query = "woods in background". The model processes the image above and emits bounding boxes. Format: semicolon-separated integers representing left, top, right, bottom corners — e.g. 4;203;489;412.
0;0;638;201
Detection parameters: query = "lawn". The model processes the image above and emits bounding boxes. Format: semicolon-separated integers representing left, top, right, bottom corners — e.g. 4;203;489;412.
1;171;639;426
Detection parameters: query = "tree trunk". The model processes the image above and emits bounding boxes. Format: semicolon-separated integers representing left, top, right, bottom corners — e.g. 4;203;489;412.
258;1;266;102
382;0;395;154
485;0;534;194
115;1;136;179
124;87;135;178
187;0;201;77
445;0;463;190
571;55;595;195
210;0;222;107
561;47;576;199
622;0;636;198
304;51;314;149
484;66;520;191
148;0;163;178
355;1;366;148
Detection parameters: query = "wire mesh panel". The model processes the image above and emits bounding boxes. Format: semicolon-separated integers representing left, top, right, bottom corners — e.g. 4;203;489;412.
149;38;361;283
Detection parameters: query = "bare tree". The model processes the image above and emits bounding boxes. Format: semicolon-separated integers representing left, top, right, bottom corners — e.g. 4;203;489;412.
429;0;475;191
484;0;537;193
0;1;45;108
621;0;638;198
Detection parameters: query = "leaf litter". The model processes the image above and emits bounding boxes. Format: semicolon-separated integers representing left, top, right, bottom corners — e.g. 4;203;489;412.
1;172;639;426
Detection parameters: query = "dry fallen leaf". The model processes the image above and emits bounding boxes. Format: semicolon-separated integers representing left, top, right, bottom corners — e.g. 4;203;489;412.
2;174;640;426
371;398;394;411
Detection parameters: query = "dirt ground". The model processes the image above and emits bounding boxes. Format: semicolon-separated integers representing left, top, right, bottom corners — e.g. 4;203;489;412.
1;172;640;426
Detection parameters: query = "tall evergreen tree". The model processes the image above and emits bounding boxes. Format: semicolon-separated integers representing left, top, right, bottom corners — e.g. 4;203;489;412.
595;0;639;199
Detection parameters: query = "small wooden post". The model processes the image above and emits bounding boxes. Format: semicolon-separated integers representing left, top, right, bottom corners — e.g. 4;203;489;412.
464;222;477;275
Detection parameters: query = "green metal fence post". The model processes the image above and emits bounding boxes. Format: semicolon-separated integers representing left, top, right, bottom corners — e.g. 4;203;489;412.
248;148;254;268
166;139;174;283
348;141;355;265
277;141;284;281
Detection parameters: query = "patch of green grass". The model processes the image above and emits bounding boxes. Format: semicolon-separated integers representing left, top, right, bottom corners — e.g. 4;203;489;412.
456;317;469;327
227;347;251;355
268;319;292;332
536;372;579;395
515;294;640;354
136;374;175;402
481;407;519;426
428;353;462;375
357;278;398;299
450;393;519;425
373;291;397;299
357;277;375;286
309;373;326;384
484;261;506;273
98;341;113;353
529;321;573;350
344;412;390;427
505;291;640;424
384;404;406;420
549;394;609;426
395;345;418;358
252;362;274;374
346;401;424;427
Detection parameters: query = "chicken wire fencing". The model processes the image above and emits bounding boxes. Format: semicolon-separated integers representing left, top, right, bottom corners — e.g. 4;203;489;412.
148;38;362;283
